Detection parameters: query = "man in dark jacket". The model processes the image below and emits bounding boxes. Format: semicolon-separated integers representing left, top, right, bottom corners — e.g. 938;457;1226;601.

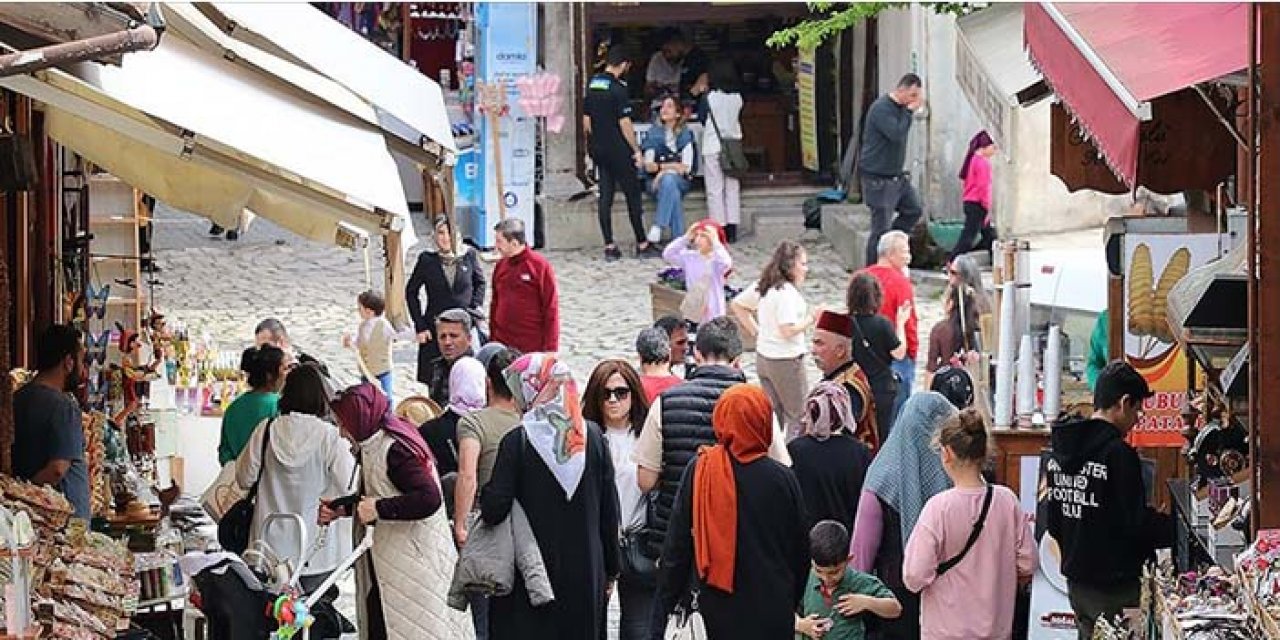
1044;360;1172;639
858;73;925;268
632;317;791;558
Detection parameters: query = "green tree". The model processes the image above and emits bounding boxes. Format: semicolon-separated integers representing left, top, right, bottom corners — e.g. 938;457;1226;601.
768;2;979;51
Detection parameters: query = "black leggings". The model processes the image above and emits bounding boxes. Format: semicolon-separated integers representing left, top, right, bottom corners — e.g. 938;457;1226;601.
594;151;646;246
950;201;997;261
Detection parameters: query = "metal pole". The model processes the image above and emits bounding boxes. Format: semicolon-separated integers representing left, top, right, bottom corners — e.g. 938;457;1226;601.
1252;2;1280;530
0;24;159;78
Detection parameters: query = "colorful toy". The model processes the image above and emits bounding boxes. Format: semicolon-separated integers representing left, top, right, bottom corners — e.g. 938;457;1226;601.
269;592;312;640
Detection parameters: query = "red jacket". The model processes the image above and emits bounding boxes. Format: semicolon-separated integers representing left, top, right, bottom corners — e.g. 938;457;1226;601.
489;248;560;354
862;263;919;359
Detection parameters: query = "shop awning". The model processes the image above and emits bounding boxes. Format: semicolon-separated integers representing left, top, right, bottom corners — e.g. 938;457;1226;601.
0;28;418;322
1024;2;1248;187
954;3;1048;151
195;2;456;164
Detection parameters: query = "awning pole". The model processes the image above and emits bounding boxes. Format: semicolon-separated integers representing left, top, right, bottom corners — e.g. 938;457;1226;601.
0;24;159;78
1191;84;1248;152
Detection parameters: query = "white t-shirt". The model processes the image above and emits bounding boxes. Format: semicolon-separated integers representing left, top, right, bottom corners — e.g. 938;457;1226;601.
646;51;683;89
701;90;744;157
755;282;808;359
603;425;646;532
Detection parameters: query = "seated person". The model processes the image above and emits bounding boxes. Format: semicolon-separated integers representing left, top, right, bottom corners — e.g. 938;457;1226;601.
643;95;695;242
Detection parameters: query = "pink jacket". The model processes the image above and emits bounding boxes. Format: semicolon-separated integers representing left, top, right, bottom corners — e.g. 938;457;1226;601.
962;153;993;211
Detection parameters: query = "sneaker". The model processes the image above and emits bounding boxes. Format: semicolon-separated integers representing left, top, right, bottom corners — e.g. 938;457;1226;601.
636;243;662;259
208;224;224;236
225;229;239;241
604;246;623;262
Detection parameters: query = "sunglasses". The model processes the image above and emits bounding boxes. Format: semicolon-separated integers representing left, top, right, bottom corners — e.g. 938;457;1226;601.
603;387;632;402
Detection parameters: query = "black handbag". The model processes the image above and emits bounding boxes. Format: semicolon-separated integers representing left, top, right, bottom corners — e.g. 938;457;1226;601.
620;525;659;587
217;418;275;554
707;104;749;179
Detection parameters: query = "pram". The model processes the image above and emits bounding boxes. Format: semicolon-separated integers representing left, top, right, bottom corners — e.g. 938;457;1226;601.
186;513;374;640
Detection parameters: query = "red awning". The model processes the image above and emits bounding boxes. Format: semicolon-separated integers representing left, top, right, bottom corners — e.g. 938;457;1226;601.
1024;2;1247;187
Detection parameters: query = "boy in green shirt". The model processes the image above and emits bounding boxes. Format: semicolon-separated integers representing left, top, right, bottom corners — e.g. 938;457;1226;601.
796;520;902;640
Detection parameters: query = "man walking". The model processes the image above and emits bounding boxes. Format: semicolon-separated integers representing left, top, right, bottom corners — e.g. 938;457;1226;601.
859;73;926;268
427;308;476;407
584;46;660;262
489;218;560;355
13;324;91;520
1045;361;1172;639
632;317;789;559
861;230;918;424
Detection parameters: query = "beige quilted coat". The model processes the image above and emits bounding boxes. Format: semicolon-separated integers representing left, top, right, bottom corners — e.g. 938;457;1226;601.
355;431;475;640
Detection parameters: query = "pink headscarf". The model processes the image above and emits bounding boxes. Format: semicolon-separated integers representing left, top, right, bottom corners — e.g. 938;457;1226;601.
331;382;434;465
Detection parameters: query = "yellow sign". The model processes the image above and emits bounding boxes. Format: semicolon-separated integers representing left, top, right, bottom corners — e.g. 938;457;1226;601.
798;47;818;172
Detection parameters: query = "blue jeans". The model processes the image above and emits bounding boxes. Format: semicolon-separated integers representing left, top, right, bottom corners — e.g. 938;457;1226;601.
649;172;690;238
469;592;489;640
365;371;393;397
889;357;915;438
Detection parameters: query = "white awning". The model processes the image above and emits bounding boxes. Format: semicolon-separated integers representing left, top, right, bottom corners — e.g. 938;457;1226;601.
955;3;1049;150
198;2;456;160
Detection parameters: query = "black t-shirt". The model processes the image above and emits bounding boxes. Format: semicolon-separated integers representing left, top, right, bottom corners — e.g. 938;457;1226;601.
850;313;900;391
584;72;633;156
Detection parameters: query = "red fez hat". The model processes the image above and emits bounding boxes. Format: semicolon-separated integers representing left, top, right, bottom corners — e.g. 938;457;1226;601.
118;329;138;352
815;311;854;338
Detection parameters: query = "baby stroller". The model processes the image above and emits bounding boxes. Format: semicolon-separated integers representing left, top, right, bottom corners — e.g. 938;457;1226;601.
187;513;374;640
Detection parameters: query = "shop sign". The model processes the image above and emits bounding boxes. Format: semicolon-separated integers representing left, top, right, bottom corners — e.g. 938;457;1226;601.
954;29;1009;151
797;47;818;173
1123;233;1220;447
475;2;538;247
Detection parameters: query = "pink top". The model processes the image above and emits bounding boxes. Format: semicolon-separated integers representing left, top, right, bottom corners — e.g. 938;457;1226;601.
962;153;993;211
902;485;1036;640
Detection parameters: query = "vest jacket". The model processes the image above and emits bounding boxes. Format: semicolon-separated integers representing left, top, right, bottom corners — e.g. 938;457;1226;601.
826;360;880;452
648;364;746;558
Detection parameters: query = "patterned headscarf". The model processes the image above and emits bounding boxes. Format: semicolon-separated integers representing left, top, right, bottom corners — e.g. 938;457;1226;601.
798;382;856;442
862;391;958;546
503;353;587;500
447;356;487;415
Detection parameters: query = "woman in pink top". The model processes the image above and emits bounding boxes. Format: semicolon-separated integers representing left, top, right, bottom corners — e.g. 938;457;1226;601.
949;131;998;262
902;409;1036;639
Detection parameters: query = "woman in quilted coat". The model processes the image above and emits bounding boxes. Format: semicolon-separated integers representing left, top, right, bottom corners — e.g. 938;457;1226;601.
322;383;475;640
481;353;621;639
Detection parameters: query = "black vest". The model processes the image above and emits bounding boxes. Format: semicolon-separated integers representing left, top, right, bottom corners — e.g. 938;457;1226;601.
647;364;746;558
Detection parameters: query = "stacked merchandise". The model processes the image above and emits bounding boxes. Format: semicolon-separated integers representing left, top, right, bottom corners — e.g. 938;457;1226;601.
1149;561;1258;639
0;477;137;640
1235;530;1280;636
83;412;109;518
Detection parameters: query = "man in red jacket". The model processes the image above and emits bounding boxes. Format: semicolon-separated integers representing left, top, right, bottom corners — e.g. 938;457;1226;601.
489;218;560;354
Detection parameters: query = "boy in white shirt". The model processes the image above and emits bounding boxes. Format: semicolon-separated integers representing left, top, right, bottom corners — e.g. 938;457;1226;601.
343;290;421;397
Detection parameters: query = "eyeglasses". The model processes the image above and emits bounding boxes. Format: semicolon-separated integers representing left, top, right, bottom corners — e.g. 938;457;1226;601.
603;387;632;402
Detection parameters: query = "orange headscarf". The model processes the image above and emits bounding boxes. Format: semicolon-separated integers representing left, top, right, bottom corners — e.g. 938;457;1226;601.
693;384;774;593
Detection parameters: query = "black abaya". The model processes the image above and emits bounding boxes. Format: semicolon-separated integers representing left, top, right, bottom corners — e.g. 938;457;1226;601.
651;456;810;640
480;424;620;640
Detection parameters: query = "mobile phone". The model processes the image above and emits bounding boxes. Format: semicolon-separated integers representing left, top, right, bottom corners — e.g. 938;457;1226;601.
817;618;834;632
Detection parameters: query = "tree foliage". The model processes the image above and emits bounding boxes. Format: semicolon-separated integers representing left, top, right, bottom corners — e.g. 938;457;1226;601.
768;2;980;51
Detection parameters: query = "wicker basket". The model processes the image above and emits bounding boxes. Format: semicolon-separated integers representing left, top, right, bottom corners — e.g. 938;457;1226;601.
648;283;756;352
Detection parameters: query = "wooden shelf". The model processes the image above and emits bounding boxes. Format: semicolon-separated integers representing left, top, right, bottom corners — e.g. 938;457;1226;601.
89;217;141;226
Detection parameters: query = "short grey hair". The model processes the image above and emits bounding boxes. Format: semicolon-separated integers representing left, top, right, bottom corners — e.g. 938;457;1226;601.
877;230;910;257
493;218;527;245
435;307;474;332
635;328;672;365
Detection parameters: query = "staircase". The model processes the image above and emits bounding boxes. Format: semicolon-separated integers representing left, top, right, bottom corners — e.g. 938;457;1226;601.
670;184;818;230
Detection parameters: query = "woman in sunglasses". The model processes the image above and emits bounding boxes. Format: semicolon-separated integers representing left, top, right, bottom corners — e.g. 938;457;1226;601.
581;359;653;640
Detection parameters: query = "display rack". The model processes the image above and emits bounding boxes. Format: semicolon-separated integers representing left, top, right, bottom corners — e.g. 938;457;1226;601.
86;172;145;333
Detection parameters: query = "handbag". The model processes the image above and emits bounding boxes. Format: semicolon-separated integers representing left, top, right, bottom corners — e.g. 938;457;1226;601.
664;588;707;640
935;483;994;576
850;315;901;395
619;491;659;585
217;418;275;554
201;462;246;522
707;104;749;179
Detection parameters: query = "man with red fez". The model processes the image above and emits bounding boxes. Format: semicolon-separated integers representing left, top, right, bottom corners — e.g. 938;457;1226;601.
810;310;879;451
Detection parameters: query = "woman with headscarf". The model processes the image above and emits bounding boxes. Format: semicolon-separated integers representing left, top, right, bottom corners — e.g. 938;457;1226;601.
787;382;873;534
950;131;998;262
650;384;809;639
419;356;487;477
848;391;959;640
406;214;486;386
322;383;475;640
480;353;620;639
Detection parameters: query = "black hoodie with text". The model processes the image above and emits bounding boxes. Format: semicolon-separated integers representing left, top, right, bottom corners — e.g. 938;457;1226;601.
1043;416;1173;587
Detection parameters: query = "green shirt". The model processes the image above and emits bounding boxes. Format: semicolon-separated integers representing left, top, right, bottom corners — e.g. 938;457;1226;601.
798;567;894;640
1087;309;1110;391
218;391;279;465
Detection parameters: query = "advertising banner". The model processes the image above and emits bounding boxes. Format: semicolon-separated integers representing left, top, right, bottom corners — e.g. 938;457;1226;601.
798;47;818;172
475;2;537;247
1122;233;1218;447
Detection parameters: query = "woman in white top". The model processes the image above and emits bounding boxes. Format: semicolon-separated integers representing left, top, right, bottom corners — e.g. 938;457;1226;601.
581;359;653;640
700;59;745;243
235;362;356;591
732;240;813;436
643;96;697;242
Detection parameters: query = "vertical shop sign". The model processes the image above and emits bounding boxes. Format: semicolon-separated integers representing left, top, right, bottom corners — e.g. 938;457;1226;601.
798;47;818;172
475;2;537;247
1122;233;1218;447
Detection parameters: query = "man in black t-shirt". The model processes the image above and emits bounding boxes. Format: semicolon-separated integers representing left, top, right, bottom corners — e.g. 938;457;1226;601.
858;73;926;267
584;46;658;262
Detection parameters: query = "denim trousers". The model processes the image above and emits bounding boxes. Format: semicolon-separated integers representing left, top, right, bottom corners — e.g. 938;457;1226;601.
649;172;690;238
889;357;915;438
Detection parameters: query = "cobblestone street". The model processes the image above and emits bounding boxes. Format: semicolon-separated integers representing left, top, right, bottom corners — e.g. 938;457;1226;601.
151;204;946;396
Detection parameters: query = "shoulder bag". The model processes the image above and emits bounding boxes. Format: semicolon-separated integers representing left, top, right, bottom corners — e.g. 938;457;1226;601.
664;587;707;640
850;315;901;394
217;418;275;554
935;483;994;577
620;492;659;586
707;101;749;179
